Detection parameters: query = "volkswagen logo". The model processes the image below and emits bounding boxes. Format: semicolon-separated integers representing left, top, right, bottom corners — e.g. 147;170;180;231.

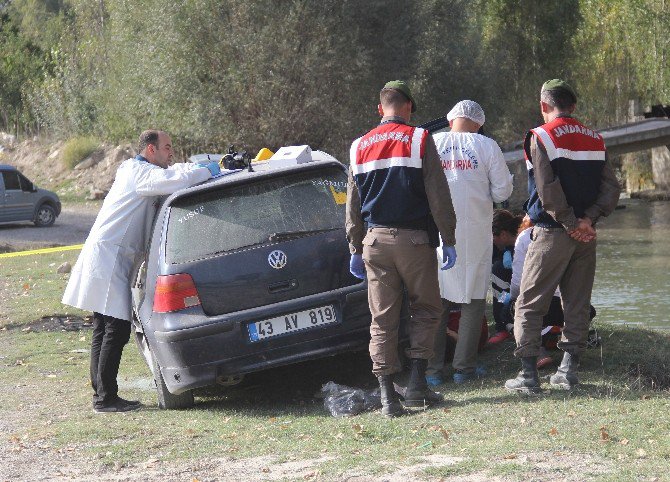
268;250;287;269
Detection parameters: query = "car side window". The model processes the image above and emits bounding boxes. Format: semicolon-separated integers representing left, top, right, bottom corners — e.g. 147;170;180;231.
2;171;21;190
18;174;34;192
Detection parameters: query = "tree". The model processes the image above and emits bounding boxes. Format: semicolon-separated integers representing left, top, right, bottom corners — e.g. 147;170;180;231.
0;8;45;134
476;0;581;142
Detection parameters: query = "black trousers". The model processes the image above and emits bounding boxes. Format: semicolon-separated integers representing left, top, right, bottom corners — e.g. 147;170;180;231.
90;312;131;407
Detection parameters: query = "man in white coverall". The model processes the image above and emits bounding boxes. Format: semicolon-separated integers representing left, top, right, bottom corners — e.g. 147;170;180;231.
426;101;513;385
62;130;219;413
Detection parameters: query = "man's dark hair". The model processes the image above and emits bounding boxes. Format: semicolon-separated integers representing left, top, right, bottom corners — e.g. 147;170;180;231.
138;130;161;152
492;209;523;236
541;89;576;111
380;88;411;110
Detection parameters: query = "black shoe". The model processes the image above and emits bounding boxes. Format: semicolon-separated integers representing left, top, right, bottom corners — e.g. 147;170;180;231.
117;397;142;406
505;357;542;395
403;358;443;407
377;375;405;418
550;351;580;390
94;399;142;413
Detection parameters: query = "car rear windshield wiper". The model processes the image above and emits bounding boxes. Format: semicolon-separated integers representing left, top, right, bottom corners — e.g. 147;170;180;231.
269;228;338;242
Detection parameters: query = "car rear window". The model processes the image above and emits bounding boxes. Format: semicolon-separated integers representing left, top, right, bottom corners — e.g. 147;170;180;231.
166;166;348;264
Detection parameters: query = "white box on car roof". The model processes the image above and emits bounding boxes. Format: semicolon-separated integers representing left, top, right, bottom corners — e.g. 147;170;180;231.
268;145;313;168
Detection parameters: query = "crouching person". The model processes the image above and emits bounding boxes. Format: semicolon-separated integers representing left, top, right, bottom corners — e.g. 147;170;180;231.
346;81;457;416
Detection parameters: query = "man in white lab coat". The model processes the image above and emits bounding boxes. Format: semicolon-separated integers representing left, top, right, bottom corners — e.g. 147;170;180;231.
427;101;513;385
62;130;219;413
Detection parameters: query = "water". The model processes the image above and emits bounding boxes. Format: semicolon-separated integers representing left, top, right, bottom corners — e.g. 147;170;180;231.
593;199;670;331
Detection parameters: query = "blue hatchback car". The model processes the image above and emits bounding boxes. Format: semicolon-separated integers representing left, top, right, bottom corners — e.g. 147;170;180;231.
131;153;380;409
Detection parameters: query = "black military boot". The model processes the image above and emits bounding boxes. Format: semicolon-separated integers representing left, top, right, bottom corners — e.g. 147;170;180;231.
505;357;542;394
377;374;405;417
550;351;580;390
403;358;443;407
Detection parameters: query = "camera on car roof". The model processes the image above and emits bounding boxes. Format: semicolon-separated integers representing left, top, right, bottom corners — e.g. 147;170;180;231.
222;145;252;170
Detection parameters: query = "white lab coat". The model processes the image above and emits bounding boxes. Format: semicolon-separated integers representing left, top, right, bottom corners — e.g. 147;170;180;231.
433;132;513;303
62;158;211;321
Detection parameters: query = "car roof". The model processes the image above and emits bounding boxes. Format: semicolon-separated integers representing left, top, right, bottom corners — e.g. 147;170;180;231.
188;153;223;163
0;164;17;171
164;159;345;205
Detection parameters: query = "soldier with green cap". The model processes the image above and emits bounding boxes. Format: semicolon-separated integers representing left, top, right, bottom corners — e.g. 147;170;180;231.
346;80;457;416
505;79;620;394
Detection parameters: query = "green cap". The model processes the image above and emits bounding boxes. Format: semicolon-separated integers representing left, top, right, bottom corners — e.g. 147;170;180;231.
382;80;417;112
541;78;577;103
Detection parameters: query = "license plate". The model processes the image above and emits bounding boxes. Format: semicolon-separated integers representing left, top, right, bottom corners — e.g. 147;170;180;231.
248;305;338;342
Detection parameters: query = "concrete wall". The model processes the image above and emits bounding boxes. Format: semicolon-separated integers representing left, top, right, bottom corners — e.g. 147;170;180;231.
652;145;670;190
507;158;529;212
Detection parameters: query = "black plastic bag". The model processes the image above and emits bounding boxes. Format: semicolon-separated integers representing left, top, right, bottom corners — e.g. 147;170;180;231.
320;381;382;417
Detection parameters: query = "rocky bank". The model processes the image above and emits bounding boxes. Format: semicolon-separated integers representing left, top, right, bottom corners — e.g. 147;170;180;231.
0;136;137;200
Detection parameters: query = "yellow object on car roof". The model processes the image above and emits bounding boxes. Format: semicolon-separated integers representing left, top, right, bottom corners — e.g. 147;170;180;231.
253;148;274;163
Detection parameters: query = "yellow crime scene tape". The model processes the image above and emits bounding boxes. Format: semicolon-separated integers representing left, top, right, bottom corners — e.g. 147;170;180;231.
0;244;84;259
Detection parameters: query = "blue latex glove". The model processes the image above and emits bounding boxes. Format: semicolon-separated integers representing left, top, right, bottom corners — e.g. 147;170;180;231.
498;291;511;306
440;245;457;270
197;161;221;176
349;254;366;279
502;250;513;269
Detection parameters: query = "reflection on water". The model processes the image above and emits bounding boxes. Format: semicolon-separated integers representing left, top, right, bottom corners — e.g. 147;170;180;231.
593;199;670;330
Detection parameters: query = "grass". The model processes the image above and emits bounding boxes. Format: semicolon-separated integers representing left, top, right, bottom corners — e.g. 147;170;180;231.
1;250;670;480
0;251;88;327
61;136;100;170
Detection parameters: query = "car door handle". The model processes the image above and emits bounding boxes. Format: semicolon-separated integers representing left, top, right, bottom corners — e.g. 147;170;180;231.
268;279;298;294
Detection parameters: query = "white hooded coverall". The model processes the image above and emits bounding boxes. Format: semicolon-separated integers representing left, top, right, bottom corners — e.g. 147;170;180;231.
433;132;513;303
62;158;211;321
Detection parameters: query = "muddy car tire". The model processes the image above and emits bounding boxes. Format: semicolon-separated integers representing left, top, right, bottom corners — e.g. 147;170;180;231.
133;326;194;409
34;204;56;227
150;349;195;410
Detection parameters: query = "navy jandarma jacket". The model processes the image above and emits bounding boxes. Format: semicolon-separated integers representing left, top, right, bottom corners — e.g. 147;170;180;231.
524;115;607;228
350;120;433;230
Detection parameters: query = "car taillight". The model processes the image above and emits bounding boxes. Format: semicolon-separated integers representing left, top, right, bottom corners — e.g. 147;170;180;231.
153;273;201;313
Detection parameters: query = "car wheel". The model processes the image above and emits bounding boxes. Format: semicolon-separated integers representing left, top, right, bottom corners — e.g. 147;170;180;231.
34;204;56;227
133;327;194;410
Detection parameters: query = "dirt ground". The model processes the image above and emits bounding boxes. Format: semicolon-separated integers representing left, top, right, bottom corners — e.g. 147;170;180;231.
0;203;99;252
0;320;460;482
0;317;621;482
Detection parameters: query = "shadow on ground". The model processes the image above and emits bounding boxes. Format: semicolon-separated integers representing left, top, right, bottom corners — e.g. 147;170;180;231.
194;349;377;413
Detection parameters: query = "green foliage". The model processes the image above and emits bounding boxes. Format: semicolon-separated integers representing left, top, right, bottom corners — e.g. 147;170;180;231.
574;0;670;128
621;152;655;192
475;0;581;140
61;136;99;169
0;8;46;134
3;0;670;157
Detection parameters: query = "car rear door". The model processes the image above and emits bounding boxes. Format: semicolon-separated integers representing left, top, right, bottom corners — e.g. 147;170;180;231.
163;163;359;316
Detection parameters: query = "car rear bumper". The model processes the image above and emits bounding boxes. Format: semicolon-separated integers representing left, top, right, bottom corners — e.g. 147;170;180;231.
145;286;372;394
160;327;370;394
